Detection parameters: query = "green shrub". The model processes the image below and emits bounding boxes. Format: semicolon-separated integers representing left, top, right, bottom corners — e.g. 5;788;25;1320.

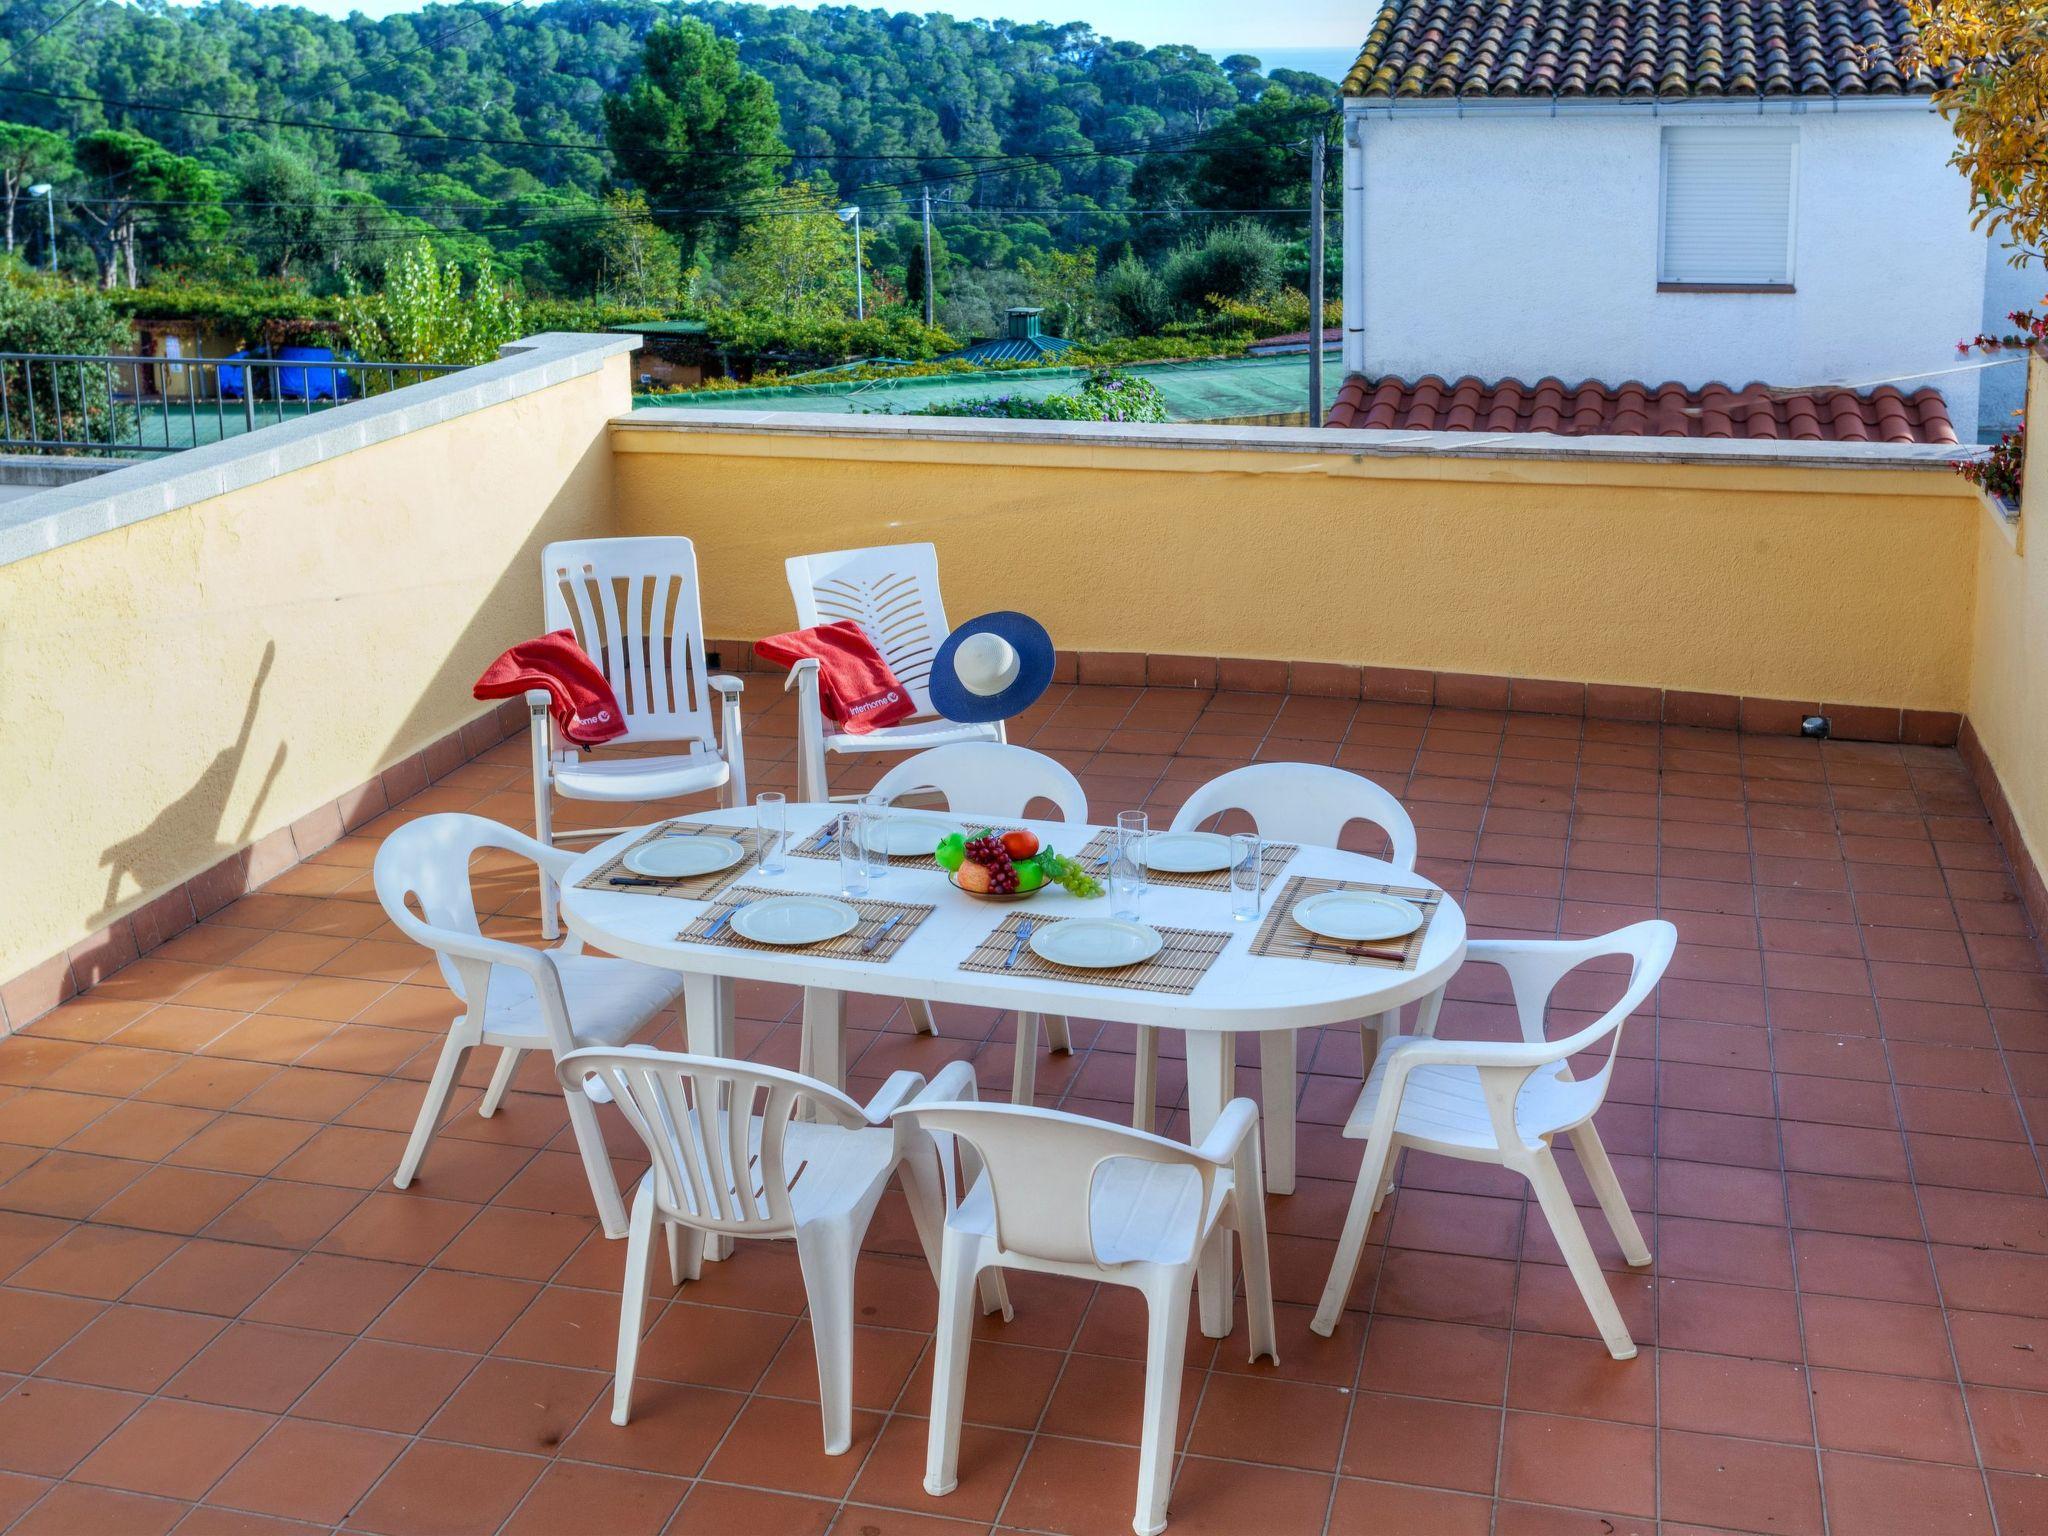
1161;220;1286;316
340;240;525;368
0;274;135;447
908;369;1168;423
1099;253;1174;337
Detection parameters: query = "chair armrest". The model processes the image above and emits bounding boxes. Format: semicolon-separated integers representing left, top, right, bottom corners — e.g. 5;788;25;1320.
709;674;744;697
860;1070;928;1125
782;656;821;694
523;688;552;709
1195;1097;1260;1165
910;1057;982;1108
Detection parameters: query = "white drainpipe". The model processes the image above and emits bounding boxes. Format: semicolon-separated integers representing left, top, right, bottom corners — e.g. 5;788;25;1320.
1341;105;1369;379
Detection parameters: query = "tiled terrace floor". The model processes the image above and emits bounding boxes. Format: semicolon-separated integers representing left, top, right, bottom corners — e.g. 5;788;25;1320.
3;681;2048;1536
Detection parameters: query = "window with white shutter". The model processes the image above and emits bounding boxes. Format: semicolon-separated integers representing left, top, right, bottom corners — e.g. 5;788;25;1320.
1658;128;1797;289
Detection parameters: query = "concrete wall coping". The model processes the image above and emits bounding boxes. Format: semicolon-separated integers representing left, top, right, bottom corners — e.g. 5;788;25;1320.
0;331;638;569
614;405;1974;476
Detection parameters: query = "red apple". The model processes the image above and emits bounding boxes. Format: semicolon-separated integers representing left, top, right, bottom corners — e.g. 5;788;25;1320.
955;860;994;893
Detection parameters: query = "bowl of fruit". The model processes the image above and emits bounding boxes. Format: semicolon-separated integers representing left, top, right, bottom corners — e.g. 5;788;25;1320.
936;828;1105;901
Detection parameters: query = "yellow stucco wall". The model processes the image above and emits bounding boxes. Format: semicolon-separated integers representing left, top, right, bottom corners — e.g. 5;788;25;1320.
1968;353;2047;881
0;354;628;983
612;419;1979;709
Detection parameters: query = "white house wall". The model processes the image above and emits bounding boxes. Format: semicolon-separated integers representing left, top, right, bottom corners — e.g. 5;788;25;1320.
1349;105;1985;431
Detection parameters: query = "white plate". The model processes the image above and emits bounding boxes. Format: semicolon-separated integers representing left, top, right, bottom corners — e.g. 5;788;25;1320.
625;835;745;879
1142;830;1233;874
1029;917;1164;970
1291;890;1425;943
861;815;958;857
729;895;860;946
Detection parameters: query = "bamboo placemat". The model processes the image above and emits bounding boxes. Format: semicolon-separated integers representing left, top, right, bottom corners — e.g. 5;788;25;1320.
677;888;932;964
787;813;963;871
1249;876;1443;971
1073;830;1299;892
960;913;1231;996
574;822;767;903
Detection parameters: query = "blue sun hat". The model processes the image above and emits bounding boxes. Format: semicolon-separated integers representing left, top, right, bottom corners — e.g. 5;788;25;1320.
928;611;1057;724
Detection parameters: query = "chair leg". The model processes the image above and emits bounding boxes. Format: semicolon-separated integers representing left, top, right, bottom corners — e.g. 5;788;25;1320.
1132;1025;1159;1132
1568;1123;1652;1267
1196;1225;1234;1340
1526;1148;1637;1360
563;1080;629;1239
1311;1133;1395;1337
1134;1277;1194;1536
1011;1013;1042;1105
531;712;560;942
923;1231;982;1497
611;1181;657;1425
479;1046;521;1118
1044;1014;1073;1053
394;1032;470;1189
907;998;940;1036
1256;1030;1296;1196
794;1217;860;1455
1233;1160;1279;1365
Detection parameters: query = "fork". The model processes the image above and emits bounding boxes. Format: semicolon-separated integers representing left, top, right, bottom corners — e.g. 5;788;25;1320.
1004;919;1035;969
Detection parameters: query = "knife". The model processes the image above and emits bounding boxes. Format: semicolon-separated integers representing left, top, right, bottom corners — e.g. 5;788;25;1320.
704;908;732;938
1287;938;1406;961
610;876;680;888
859;912;902;955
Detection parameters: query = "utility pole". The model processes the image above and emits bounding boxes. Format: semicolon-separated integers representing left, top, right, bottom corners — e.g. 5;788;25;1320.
1308;130;1326;427
920;185;936;329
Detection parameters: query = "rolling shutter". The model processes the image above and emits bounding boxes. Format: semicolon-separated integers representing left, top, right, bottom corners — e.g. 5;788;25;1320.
1659;128;1797;286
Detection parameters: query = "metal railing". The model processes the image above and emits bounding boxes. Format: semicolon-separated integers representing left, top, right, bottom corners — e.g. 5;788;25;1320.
0;351;467;457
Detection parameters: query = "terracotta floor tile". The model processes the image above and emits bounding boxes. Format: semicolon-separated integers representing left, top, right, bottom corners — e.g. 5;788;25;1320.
9;1224;182;1300
203;1180;363;1249
1658;1350;1814;1442
166;1323;349;1412
314;1191;477;1265
1801;1295;1957;1379
1949;1309;2048;1391
633;1298;794;1393
92;1167;253;1236
1505;1331;1655;1424
205;1419;403;1524
667;1483;835;1536
1809;1367;1976;1463
365;1270;539;1354
166;1116;319;1177
1659;1429;1823;1534
1037;1352;1202;1447
430;1206;586;1281
424;1357;603;1454
1357;1317;1509;1404
1498;1411;1654;1518
288;1337;474;1433
851;1413;1028;1525
243;1252;414;1333
70;1398;269;1501
40;1305;224;1392
555;1380;743;1477
703;1395;882;1498
0;1378;143;1476
1340;1391;1501;1492
1185;1372;1350;1472
1328;1477;1492;1536
0;1288;103;1373
1820;1451;1994;1535
9;1482;186;1536
497;1460;686;1536
61;1100;213;1162
1158;1456;1334;1536
346;1440;543;1536
126;1240;295;1318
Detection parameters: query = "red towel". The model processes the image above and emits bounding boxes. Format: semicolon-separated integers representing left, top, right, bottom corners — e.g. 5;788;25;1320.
474;630;627;747
755;622;917;735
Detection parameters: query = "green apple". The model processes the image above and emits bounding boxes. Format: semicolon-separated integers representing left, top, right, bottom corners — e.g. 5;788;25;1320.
1012;856;1045;891
934;832;967;872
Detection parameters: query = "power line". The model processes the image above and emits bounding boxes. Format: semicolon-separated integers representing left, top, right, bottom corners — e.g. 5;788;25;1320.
0;0;98;71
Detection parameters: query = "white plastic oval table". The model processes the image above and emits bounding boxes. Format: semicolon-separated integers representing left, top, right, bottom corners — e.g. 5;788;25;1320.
561;804;1467;1200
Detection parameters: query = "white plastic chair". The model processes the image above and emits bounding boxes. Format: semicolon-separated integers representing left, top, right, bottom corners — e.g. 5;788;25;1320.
867;742;1087;1080
897;1098;1277;1536
531;537;747;936
373;813;685;1238
1154;763;1428;1191
1311;921;1677;1358
783;543;1003;803
557;1047;1002;1454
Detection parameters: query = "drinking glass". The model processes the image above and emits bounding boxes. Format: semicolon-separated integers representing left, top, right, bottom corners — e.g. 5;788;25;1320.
1111;810;1149;921
1229;833;1265;922
755;792;787;877
838;807;869;899
861;791;893;886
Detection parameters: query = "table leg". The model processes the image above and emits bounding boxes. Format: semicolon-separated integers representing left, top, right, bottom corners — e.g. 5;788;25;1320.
803;988;847;1093
1183;1032;1237;1337
1256;1030;1297;1196
1012;1013;1041;1105
681;972;736;1262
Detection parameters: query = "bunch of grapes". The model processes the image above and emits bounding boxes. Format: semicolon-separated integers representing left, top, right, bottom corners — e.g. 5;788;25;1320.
1038;849;1105;898
964;831;1020;894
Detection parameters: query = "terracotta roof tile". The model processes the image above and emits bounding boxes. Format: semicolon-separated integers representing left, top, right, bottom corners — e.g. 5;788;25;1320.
1323;372;1957;443
1341;0;1943;100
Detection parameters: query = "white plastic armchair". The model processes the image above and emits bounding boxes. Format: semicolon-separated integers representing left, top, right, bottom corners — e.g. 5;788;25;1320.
557;1048;1000;1454
868;742;1088;1078
1311;921;1677;1358
531;537;747;936
784;542;1003;803
895;1098;1277;1536
1154;763;1427;1191
373;814;687;1237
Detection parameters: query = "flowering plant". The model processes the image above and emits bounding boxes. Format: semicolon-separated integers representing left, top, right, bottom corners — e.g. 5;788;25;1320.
1954;296;2042;503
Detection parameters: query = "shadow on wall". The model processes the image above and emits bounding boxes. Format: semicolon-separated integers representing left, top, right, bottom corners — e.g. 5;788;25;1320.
95;640;285;928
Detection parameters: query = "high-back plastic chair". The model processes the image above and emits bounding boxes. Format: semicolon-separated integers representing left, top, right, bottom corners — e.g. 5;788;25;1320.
783;543;1002;803
374;813;687;1237
530;537;747;935
557;1047;999;1454
896;1098;1277;1536
1139;764;1426;1190
1311;921;1677;1358
869;742;1087;1088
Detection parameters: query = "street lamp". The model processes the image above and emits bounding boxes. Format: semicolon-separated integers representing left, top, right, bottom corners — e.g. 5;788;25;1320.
835;204;863;321
27;184;54;274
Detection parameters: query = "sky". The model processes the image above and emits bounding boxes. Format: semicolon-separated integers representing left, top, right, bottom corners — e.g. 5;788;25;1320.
237;0;1367;52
